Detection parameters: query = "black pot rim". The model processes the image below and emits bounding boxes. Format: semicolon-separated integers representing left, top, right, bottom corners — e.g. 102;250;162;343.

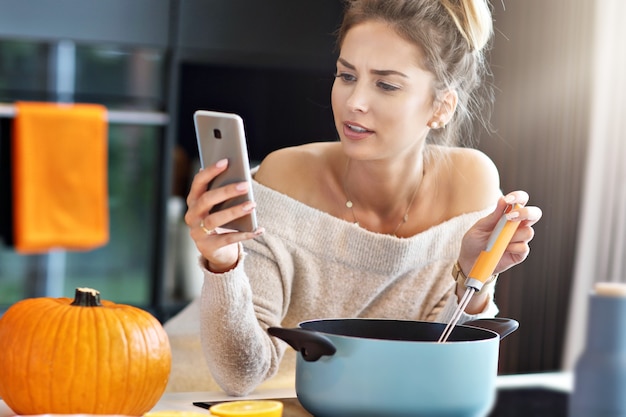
298;317;501;344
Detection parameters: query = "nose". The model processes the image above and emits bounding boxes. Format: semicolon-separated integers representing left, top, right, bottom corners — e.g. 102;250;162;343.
345;81;369;113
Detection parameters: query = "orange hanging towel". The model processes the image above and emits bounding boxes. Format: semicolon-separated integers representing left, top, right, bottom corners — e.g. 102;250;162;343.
12;101;109;253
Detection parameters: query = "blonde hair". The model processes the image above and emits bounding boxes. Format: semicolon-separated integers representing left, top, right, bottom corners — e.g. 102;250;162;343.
336;0;495;147
440;0;493;52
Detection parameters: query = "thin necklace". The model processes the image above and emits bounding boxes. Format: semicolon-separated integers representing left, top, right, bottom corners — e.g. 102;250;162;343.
342;158;423;236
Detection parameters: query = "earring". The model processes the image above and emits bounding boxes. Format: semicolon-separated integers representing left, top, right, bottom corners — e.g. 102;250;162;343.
429;121;440;129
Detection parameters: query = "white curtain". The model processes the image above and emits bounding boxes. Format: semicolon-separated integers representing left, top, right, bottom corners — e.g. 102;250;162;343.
562;0;626;370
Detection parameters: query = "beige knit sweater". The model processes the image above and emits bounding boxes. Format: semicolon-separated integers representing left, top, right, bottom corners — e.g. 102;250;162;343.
164;179;498;395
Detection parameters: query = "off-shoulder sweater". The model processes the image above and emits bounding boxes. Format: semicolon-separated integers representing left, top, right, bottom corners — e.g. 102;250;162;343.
164;179;498;396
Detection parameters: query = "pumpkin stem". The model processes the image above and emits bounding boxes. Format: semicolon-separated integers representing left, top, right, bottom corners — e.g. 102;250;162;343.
70;287;103;307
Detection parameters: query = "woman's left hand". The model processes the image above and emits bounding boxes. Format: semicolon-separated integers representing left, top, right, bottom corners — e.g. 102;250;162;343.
457;190;543;277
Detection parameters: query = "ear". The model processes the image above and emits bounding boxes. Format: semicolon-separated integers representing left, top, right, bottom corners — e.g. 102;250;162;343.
428;89;458;128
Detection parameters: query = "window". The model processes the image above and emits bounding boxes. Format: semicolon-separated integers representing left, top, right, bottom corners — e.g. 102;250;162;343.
0;39;167;310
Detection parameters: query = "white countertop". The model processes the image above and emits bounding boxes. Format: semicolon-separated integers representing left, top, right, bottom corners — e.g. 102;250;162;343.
494;371;572;391
0;372;573;417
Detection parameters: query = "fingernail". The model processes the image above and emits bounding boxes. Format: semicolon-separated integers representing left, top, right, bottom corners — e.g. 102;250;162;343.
506;211;520;220
242;201;256;211
236;182;249;191
504;194;515;204
253;227;265;236
216;158;228;168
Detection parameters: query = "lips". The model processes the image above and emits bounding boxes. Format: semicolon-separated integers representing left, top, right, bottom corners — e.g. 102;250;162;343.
347;123;369;133
343;122;373;140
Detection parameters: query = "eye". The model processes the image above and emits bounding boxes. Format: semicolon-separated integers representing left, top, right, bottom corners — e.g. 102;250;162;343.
334;72;357;83
376;81;400;92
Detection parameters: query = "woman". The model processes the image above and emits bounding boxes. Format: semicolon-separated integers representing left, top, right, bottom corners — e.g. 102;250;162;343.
169;0;542;396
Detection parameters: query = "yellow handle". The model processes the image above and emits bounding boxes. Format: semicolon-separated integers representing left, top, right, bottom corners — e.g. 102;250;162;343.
468;204;522;283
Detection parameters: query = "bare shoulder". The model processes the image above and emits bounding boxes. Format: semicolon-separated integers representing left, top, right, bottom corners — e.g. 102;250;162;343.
254;142;339;201
434;146;502;213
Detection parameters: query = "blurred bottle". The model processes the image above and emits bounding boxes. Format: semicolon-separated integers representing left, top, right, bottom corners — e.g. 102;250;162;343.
570;282;626;416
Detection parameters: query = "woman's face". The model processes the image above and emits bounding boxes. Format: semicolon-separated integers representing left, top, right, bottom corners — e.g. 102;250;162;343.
332;20;438;161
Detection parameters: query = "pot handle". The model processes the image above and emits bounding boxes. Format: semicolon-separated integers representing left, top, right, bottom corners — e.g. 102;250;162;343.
268;327;337;362
463;318;519;340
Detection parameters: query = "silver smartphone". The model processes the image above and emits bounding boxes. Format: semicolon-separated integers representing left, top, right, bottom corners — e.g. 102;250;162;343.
194;110;258;232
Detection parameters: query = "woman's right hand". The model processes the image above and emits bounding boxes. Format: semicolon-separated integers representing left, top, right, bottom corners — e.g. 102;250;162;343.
185;159;263;273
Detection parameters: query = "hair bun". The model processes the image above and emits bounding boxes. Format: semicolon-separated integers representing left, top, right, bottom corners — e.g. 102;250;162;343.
440;0;493;52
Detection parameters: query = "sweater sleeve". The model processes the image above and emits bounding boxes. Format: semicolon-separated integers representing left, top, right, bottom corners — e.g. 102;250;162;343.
199;238;292;396
436;282;499;323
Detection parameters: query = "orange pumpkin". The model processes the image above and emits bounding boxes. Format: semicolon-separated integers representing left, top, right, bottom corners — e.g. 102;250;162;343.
0;287;172;416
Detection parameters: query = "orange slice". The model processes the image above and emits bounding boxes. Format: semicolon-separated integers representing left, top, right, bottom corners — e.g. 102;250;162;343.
144;411;209;417
209;400;283;417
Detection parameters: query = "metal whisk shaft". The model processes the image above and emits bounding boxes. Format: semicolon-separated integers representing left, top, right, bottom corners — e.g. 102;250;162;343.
437;287;476;343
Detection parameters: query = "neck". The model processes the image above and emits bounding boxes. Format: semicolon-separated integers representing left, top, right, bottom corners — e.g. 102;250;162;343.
342;156;426;235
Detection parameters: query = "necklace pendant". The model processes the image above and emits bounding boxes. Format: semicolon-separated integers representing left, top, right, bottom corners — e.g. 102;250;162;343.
402;214;409;223
346;200;353;208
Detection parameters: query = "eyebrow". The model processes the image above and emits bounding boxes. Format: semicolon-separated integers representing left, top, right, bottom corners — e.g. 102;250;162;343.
337;57;409;78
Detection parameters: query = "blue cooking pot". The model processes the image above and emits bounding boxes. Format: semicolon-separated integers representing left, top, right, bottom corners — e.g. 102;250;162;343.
268;318;517;417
